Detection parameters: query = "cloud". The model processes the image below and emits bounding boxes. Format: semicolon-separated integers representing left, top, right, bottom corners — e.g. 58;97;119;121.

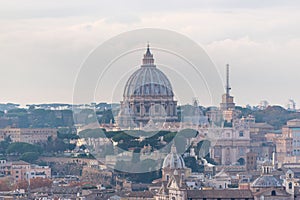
1;3;300;106
205;36;300;106
1;0;300;20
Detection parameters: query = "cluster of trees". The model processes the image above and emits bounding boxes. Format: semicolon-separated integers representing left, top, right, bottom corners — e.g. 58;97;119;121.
0;131;77;163
79;128;218;181
2;140;43;163
183;140;218;172
2;103;298;131
178;104;300;130
184;157;204;173
6;142;42;154
237;105;300;129
74;108;115;125
1;108;74;128
41;135;76;155
123;170;162;184
79;128;198;155
78;128;107;138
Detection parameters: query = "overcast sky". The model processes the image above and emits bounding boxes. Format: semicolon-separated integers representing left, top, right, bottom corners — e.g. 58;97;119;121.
1;0;300;107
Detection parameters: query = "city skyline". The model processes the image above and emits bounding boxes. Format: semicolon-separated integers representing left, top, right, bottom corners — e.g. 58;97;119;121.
2;2;300;200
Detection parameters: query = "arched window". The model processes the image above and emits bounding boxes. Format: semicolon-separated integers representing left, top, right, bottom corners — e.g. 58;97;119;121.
271;190;276;196
237;158;245;165
289;182;293;189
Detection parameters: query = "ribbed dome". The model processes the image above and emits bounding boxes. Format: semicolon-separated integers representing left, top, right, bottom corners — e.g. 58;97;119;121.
123;45;174;98
251;175;281;188
162;144;186;169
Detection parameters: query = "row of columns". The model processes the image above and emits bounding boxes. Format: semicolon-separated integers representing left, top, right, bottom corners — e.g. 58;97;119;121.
128;101;177;117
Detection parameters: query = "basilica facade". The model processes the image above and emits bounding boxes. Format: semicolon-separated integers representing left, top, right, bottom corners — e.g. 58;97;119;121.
117;45;178;129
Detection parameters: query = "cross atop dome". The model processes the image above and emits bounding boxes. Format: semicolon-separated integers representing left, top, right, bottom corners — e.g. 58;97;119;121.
142;43;155;66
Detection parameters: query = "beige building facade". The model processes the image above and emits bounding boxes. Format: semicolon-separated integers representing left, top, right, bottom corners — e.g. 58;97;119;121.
210;121;251;165
275;119;300;166
0;160;51;183
0;128;57;144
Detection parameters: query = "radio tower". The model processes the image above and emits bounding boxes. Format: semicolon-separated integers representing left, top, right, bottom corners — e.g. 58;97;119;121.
220;64;235;111
226;64;231;97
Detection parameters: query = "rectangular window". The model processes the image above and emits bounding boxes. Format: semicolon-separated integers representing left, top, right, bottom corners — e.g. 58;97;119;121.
239;131;244;137
239;147;245;156
214;147;221;157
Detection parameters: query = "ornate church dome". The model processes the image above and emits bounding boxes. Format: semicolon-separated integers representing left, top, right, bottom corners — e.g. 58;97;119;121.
117;44;178;128
162;144;186;169
123;44;174;99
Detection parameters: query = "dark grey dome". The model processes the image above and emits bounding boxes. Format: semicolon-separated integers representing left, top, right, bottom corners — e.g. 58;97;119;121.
123;45;174;98
251;175;281;188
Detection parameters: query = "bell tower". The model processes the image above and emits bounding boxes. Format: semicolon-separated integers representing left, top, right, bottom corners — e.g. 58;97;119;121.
220;64;237;123
285;169;295;195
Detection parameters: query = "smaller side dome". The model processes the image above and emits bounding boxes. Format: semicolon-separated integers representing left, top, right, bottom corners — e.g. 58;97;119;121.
162;144;186;169
251;175;281;188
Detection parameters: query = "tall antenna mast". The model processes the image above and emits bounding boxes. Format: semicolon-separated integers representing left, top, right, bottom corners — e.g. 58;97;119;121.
226;64;231;97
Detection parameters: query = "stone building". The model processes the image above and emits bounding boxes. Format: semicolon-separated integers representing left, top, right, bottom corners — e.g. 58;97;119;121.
208;169;231;189
117;45;178;129
210;118;251;165
274;119;300;166
249;122;275;161
246;151;258;171
0;128;57;144
0;160;51;183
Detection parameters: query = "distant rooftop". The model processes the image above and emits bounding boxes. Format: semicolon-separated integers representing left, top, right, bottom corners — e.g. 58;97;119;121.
287;118;300;127
250;123;274;129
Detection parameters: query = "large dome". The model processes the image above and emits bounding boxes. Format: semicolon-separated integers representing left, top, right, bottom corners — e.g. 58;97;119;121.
162;144;186;169
117;44;178;128
123;45;174;98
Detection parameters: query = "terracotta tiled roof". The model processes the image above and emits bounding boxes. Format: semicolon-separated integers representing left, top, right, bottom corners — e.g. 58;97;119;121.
187;189;253;199
251;123;273;129
123;191;154;198
12;160;30;165
253;188;291;197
